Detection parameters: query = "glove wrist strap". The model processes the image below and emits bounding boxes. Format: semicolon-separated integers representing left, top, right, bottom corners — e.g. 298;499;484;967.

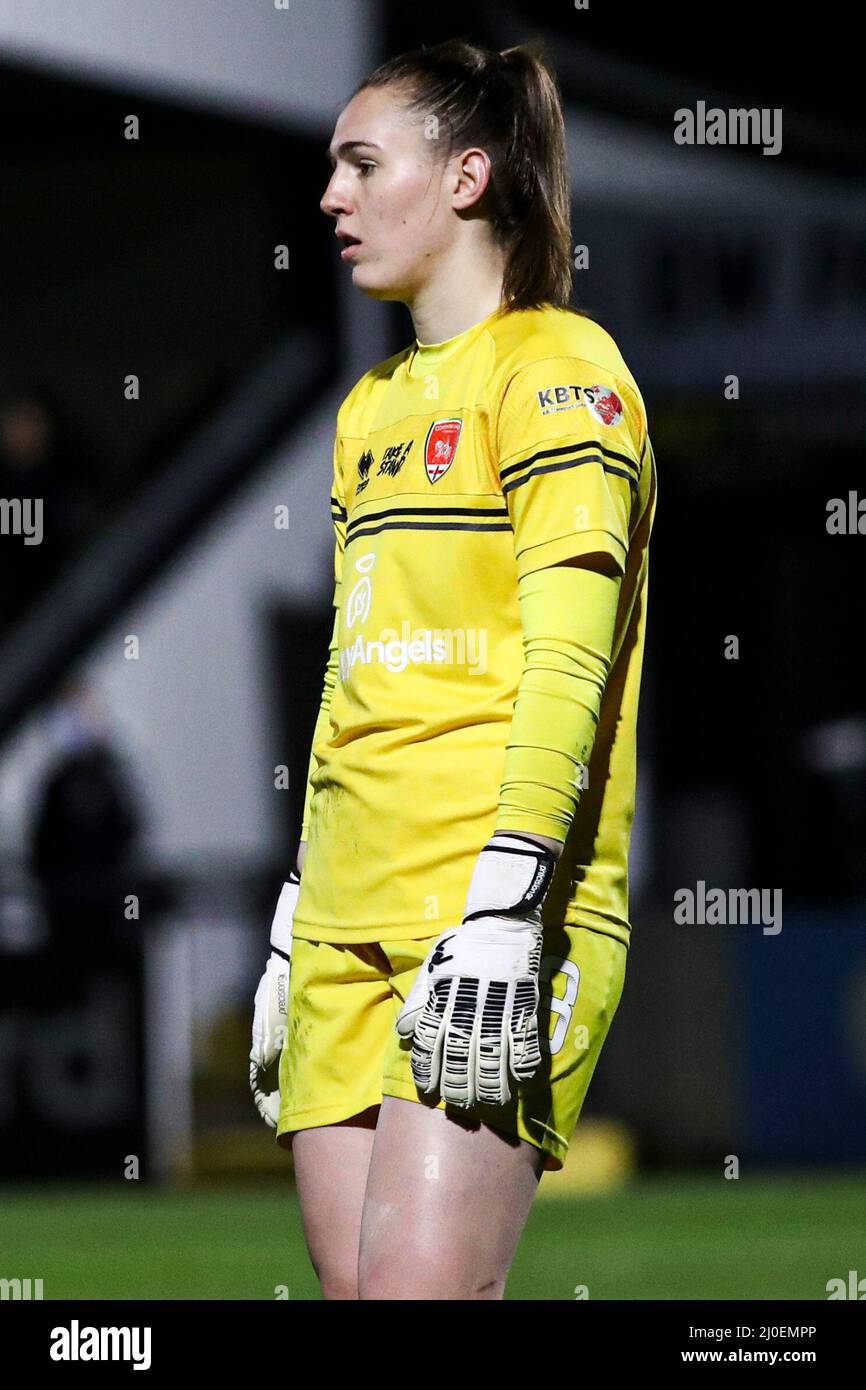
463;832;557;922
269;871;300;956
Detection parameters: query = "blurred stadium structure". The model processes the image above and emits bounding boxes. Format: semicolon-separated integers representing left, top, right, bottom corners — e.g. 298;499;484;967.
0;0;864;1204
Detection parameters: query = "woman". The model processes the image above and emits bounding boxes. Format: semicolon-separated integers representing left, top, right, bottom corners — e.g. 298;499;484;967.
250;37;657;1300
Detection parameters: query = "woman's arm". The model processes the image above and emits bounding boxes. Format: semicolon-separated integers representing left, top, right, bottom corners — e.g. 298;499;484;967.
295;594;341;876
494;554;622;852
515;832;564;861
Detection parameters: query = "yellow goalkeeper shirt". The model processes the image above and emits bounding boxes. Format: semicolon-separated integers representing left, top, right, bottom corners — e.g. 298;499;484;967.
296;303;657;946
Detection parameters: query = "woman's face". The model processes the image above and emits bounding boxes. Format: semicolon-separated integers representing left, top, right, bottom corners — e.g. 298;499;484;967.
321;84;465;302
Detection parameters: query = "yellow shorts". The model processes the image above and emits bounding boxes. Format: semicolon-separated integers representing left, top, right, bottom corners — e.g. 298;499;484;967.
276;923;627;1171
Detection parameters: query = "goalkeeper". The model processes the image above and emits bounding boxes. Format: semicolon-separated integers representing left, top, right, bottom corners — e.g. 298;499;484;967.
250;36;656;1300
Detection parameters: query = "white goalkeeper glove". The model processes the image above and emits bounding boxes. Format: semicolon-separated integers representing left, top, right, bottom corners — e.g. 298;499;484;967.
396;832;557;1108
249;871;300;1128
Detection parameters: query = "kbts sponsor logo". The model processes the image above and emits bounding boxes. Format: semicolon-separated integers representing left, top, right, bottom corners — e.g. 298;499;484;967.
535;384;623;427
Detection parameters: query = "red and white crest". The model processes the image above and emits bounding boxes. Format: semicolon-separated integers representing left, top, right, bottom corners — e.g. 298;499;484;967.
424;418;462;484
587;386;624;428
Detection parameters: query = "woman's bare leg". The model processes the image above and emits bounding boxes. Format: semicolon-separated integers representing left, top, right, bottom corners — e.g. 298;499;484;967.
291;1106;379;1299
357;1096;543;1300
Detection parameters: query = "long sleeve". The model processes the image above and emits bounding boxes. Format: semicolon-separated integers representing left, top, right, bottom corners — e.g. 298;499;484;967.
300;586;341;840
494;560;622;841
301;411;347;841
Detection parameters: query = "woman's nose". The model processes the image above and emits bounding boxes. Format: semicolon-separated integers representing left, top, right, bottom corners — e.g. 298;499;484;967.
321;175;349;217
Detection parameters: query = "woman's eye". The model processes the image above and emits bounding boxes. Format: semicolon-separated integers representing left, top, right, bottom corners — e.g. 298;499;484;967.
359;162;376;177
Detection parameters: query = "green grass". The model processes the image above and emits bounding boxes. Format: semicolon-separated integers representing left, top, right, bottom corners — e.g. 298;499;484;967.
510;1171;866;1300
1;1171;863;1300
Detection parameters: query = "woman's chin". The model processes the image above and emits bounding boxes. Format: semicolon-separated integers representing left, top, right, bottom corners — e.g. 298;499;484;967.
346;254;403;295
353;271;404;303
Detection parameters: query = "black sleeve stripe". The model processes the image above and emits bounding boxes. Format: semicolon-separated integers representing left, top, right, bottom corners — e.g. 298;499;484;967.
500;438;640;487
502;451;639;496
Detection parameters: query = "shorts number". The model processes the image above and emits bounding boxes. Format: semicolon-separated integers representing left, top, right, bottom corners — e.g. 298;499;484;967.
539;955;581;1055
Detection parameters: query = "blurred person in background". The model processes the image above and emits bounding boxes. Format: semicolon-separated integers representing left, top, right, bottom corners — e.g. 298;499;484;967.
30;677;144;943
250;37;657;1300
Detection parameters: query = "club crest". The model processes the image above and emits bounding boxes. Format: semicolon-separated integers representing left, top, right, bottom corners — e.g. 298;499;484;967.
424;418;462;484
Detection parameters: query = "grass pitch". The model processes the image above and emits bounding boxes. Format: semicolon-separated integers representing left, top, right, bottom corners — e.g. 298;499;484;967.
1;1170;862;1300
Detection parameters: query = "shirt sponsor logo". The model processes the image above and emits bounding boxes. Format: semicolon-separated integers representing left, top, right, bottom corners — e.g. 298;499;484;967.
339;625;488;678
341;552;488;676
356;442;412;495
345;552;376;627
424;418;462;484
535;384;624;427
379;440;412;478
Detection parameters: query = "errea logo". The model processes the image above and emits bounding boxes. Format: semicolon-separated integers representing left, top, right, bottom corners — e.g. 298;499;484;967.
535;384;623;427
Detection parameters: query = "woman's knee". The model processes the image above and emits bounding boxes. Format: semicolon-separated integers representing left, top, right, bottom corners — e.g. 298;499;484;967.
357;1241;509;1300
319;1264;361;1300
